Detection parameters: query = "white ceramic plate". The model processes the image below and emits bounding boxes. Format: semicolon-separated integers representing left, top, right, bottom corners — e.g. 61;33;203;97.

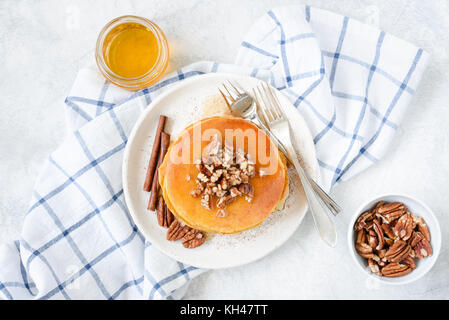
123;73;318;269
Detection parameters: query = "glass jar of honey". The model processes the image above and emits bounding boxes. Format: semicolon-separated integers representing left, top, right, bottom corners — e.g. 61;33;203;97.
95;15;169;90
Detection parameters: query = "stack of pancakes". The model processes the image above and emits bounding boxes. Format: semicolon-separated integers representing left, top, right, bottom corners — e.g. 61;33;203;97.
158;116;289;234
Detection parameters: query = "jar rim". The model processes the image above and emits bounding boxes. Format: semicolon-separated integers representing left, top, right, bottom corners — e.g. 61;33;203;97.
95;15;169;90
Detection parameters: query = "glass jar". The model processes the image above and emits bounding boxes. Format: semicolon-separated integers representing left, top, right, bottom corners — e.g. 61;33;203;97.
95;15;169;90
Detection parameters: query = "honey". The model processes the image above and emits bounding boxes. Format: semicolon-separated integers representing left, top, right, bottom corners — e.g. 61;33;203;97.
103;23;159;78
96;16;169;90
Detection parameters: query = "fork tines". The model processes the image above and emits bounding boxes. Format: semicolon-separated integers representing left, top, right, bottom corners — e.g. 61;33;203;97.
218;81;245;107
254;83;285;123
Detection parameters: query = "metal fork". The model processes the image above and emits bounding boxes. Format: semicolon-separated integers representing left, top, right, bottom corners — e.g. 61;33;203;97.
254;83;337;247
219;81;341;216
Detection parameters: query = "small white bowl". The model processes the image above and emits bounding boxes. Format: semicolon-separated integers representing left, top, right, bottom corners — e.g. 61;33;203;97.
348;194;441;285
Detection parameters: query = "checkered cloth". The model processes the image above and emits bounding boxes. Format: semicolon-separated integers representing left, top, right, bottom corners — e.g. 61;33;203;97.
0;5;428;299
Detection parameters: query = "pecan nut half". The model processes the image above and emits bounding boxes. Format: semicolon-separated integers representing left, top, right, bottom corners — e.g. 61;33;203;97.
372;219;384;250
167;220;191;241
368;258;381;275
368;234;378;250
373;201;385;211
376;202;403;214
376;202;406;224
368;258;380;276
400;256;416;270
381;223;396;239
393;213;415;241
414;238;433;259
409;231;424;248
385;240;411;262
381;262;412;277
384;237;394;246
383;208;406;224
356;229;367;245
413;215;431;242
182;229;206;248
355;243;374;259
354;210;374;231
377;249;387;259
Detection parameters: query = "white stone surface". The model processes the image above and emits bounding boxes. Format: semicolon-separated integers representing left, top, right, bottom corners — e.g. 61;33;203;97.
0;0;448;299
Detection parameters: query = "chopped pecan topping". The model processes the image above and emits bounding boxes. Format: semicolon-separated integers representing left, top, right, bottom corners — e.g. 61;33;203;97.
190;188;202;198
229;186;242;197
204;134;222;160
197;172;209;183
219;178;229;191
216;194;236;209
216;208;227;218
238;183;254;198
189;134;256;214
221;142;233;168
201;193;211;210
210;169;223;183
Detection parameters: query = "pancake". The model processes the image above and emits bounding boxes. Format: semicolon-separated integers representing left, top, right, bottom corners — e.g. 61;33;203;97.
159;116;288;234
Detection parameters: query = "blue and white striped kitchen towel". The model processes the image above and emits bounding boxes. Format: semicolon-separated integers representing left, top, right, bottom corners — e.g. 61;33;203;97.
0;5;428;299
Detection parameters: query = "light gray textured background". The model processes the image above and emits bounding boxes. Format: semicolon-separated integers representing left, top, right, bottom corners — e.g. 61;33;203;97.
0;0;448;299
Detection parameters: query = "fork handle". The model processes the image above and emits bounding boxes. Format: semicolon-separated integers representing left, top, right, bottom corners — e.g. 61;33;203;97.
303;170;341;216
252;116;341;216
285;145;338;247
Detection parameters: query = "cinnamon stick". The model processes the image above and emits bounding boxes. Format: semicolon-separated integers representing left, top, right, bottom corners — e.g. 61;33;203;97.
148;148;163;210
143;115;167;191
165;203;174;228
156;196;165;227
148;132;170;211
156;197;175;228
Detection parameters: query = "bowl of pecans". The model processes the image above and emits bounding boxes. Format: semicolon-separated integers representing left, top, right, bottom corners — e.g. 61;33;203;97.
348;194;441;285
